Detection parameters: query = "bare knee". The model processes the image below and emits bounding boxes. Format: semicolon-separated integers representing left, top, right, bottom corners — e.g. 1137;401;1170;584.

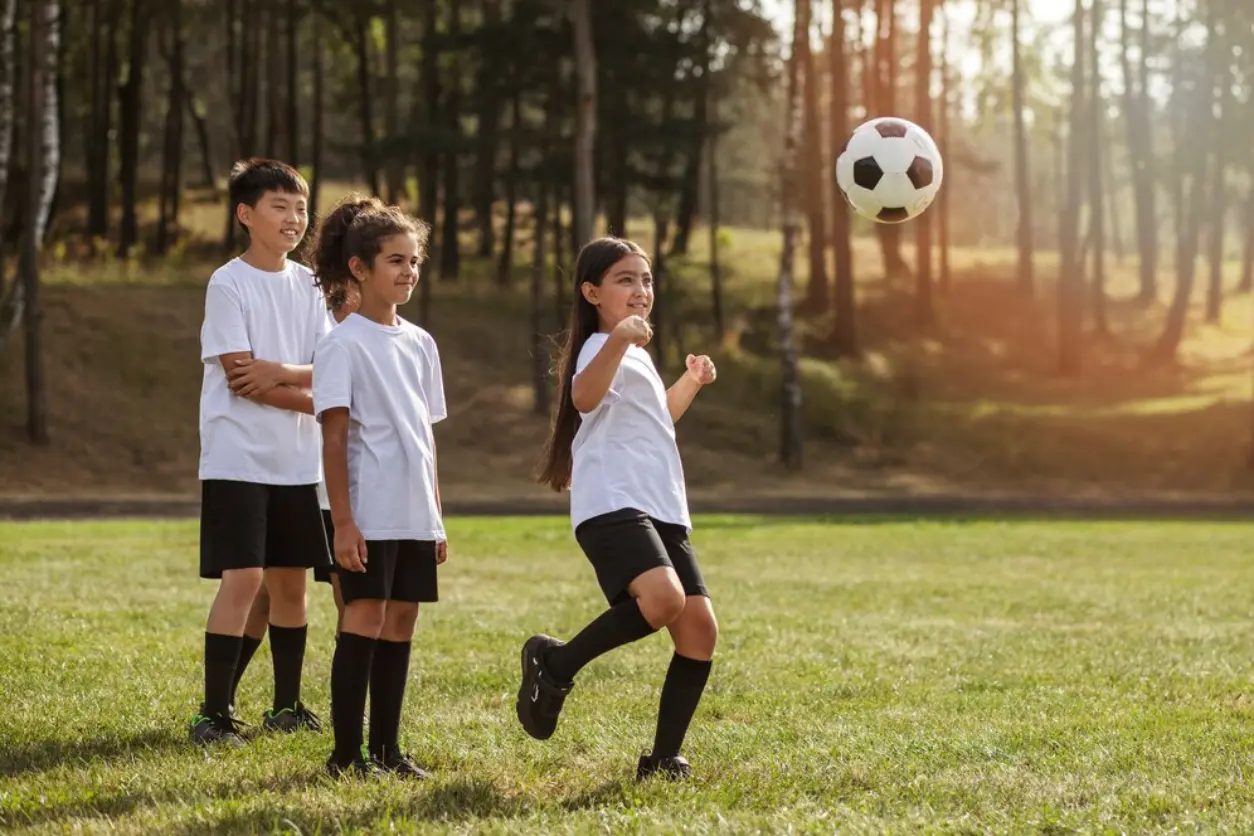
686;607;720;658
637;584;687;629
219;569;264;608
381;602;419;641
342;599;386;638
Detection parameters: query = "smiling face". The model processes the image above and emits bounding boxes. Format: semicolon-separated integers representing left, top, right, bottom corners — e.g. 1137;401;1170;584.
581;253;653;331
350;232;422;310
237;189;309;259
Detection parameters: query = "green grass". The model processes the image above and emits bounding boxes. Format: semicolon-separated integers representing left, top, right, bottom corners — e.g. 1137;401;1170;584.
3;517;1253;833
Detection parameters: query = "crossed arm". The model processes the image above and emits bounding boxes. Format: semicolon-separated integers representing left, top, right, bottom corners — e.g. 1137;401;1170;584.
217;351;314;415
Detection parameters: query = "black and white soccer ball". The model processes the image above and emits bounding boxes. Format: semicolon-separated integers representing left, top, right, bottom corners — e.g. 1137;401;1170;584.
835;117;943;225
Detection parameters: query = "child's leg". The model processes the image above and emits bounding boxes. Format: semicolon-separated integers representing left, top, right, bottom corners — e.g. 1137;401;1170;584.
330;598;386;766
331;575;345;636
263;567;309;713
653;596;718;758
203;568;265;718
230;586;270;711
369;601;420;762
544;567;685;682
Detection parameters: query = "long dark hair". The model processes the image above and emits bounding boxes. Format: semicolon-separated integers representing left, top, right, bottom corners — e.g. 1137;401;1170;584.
312;194;429;312
536;236;650;492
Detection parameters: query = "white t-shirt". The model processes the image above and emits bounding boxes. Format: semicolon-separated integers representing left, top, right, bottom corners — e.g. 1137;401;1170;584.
199;258;331;485
313;313;447;542
569;332;691;532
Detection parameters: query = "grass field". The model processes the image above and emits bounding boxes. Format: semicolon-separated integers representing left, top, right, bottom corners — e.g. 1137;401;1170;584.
2;516;1252;833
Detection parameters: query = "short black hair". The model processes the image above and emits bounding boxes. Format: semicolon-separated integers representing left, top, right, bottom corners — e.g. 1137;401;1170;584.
228;157;309;233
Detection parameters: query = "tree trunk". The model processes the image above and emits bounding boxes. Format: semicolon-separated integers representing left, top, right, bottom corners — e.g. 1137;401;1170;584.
85;0;112;239
1011;0;1034;297
223;0;241;249
553;185;566;328
1122;0;1157;303
913;0;934;327
439;0;462;280
22;0;54;444
1239;182;1254;294
707;82;725;345
355;9;380;196
384;0;403;203
472;0;502;256
1089;0;1107;337
778;0;805;470
651;212;669;369
286;0;298;166
874;0;908;279
310;4;324;219
117;0;148;257
671;1;714;257
606;121;628;236
829;0;855;355
570;0;597;248
419;0;441;283
263;1;278;156
797;0;829;312
184;93;214;189
1204;30;1228;324
496;87;521;286
1149;5;1208;364
156;0;185;254
531;177;550;415
1058;0;1086;376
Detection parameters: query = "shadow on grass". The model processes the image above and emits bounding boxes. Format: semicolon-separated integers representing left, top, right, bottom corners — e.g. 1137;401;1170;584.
1;769;327;829
0;727;184;778
169;776;530;834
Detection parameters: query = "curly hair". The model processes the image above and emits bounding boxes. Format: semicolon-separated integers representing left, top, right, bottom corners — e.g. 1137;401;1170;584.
312;194;431;312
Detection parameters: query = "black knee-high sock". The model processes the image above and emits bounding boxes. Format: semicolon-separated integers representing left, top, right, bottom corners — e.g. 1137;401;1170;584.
229;635;263;708
269;624;308;710
544;598;656;683
368;639;412;761
331;632;377;763
651;654;713;758
203;633;243;718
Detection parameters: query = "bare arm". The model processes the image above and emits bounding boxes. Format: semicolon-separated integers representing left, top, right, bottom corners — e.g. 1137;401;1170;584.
218;351;313;413
667;374;703;424
247;386;314;415
571;334;631;413
322;408;353;528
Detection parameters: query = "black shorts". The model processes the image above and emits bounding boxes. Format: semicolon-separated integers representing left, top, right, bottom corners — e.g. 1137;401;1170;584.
336;540;439;605
199;480;332;579
574;508;709;606
314;510;335;585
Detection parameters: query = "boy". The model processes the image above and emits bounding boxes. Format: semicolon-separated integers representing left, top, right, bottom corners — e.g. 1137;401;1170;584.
191;158;332;745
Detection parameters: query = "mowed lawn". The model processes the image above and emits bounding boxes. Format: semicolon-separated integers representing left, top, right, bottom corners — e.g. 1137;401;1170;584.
1;517;1252;834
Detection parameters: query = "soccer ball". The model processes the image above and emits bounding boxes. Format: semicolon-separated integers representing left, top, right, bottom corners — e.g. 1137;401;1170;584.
835;117;943;225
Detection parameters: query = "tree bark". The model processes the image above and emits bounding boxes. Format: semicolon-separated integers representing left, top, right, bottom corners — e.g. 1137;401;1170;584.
1089;0;1107;336
286;0;299;166
85;0;113;239
829;0;855;355
531;176;550;415
419;0;441;286
707;81;725;345
1011;0;1034;298
570;0;597;248
472;0;502;256
156;0;185;254
439;0;463;280
310;3;324;219
117;0;149;257
1058;0;1086;375
798;0;829;312
937;2;951;294
1204;25;1228;324
355;8;380;196
496;87;521;286
913;0;934;327
778;0;805;470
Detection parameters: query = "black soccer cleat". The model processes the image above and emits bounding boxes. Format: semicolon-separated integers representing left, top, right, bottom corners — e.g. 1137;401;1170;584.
325;755;382;779
371;751;432;780
189;712;249;747
263;701;322;733
515;634;573;741
636;752;693;781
